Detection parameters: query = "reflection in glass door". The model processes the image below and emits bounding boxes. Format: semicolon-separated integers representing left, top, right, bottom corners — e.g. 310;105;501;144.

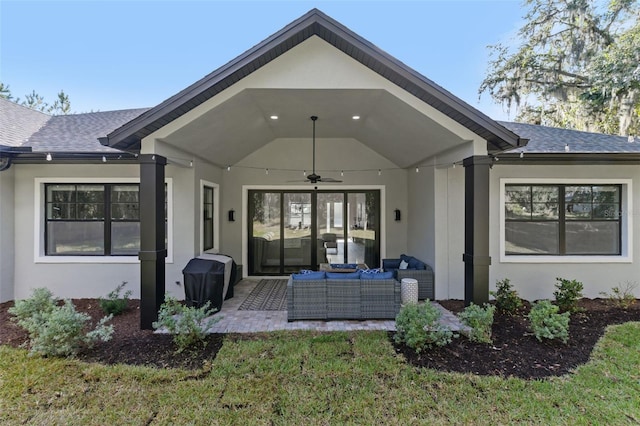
248;190;380;275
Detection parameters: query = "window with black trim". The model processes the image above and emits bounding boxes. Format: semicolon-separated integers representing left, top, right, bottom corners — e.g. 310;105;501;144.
505;184;621;255
45;183;167;256
203;185;215;251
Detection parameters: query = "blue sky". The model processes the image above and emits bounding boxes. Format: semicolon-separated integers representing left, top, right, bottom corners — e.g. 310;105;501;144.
0;0;524;120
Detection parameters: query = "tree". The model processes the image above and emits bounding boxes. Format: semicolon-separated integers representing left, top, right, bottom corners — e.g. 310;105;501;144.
480;0;640;136
0;82;72;115
0;82;12;100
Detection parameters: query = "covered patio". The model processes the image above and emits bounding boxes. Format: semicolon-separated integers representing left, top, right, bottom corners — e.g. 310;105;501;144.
98;9;525;328
199;278;465;333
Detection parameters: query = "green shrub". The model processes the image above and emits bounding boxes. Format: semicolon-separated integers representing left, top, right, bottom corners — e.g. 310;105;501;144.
458;303;495;343
490;278;522;314
600;281;638;309
528;300;570;343
99;281;132;316
554;277;584;313
152;296;220;352
394;301;454;353
9;288;113;357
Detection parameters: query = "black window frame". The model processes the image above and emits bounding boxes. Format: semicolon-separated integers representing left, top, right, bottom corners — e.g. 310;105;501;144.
202;185;215;251
505;184;622;256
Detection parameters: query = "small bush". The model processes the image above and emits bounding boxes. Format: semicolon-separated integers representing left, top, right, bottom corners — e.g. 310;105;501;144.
528;300;570;343
394;301;454;353
458;303;495;343
600;281;638;309
152;296;220;352
99;281;132;316
9;288;113;357
554;278;584;313
490;278;522;314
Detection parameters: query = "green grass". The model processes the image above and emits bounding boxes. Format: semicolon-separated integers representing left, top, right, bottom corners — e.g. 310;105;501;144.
1;324;639;424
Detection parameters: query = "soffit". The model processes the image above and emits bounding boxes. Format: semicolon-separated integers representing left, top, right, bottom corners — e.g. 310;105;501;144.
161;88;465;168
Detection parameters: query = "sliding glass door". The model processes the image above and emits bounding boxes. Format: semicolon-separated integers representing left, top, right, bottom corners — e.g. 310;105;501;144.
248;190;380;275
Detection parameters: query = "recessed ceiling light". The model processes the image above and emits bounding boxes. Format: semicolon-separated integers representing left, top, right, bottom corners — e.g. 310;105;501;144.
352;115;360;120
270;115;279;120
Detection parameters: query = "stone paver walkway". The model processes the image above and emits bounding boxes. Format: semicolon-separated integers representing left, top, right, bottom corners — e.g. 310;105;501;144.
203;279;466;333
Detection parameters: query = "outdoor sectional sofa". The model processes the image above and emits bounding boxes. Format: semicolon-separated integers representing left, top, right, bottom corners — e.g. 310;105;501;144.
287;271;401;321
382;255;435;300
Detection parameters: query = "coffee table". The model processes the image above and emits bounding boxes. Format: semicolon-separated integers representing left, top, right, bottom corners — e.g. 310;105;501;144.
319;263;368;273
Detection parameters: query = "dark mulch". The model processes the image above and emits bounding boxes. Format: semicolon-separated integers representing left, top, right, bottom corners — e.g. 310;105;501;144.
395;298;640;379
1;298;638;378
0;299;224;370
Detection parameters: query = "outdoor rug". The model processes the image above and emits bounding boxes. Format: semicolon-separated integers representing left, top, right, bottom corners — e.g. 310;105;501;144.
238;279;288;311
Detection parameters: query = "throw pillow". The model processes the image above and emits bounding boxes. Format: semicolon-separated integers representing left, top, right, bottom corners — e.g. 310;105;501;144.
399;260;409;270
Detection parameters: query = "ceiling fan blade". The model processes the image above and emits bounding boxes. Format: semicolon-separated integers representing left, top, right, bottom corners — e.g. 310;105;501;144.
317;177;342;183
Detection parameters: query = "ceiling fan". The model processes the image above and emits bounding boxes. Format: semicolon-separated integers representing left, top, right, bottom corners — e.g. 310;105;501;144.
301;115;342;184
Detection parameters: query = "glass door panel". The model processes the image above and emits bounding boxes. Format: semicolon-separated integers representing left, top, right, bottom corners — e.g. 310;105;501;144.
283;193;312;273
249;192;281;274
316;193;345;265
347;192;379;268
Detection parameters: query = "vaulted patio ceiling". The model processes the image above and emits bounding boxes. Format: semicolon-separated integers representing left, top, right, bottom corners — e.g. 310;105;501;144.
162;88;466;169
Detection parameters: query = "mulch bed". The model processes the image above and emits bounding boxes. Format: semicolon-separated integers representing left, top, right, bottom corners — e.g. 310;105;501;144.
395;298;640;379
0;299;223;371
1;298;638;378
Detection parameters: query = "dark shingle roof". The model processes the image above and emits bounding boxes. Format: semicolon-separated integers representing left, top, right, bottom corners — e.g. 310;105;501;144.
27;108;150;152
0;98;51;147
499;121;639;153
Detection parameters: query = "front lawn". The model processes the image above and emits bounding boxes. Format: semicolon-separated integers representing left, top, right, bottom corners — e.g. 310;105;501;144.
1;323;639;424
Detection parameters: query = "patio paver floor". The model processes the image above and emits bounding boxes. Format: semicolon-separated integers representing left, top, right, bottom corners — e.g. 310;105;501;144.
203;279;467;333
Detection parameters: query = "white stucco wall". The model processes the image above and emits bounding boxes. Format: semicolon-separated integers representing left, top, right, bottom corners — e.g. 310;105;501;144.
0;167;15;302
9;163;200;301
488;164;640;300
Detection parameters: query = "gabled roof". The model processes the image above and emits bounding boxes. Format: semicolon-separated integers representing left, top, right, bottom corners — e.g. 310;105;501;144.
499;121;640;153
104;8;524;153
0;98;50;148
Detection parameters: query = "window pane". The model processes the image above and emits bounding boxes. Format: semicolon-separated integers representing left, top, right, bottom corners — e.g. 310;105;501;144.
76;185;104;203
532;202;558;220
47;221;104;255
47;185;75;202
505;202;530;219
566;203;592;220
505;186;530;204
593;203;619;220
566;222;620;254
505;222;559;254
593;186;619;203
204;187;213;204
111;185;138;202
47;203;75;219
532;186;558;203
111;222;140;255
78;203;104;219
111;203;139;220
565;186;591;203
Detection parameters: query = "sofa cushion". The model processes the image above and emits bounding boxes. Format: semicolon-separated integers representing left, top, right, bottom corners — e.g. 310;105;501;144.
326;271;361;279
362;271;394;280
292;271;326;280
408;257;425;269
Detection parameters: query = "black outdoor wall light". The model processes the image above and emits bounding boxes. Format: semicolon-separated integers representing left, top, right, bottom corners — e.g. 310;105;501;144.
228;209;235;222
394;209;401;221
